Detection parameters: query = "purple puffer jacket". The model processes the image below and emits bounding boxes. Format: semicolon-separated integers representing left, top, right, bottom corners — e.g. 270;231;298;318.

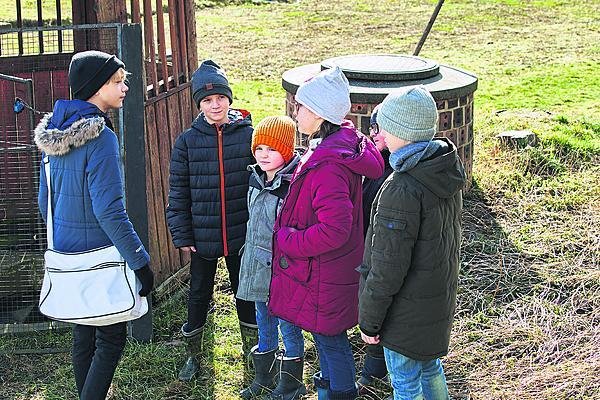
268;121;384;336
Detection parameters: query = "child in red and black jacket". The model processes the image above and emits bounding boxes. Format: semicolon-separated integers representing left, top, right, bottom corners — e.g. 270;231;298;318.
166;59;257;381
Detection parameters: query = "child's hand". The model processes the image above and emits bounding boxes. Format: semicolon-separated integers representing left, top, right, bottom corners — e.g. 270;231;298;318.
361;332;380;345
180;246;197;252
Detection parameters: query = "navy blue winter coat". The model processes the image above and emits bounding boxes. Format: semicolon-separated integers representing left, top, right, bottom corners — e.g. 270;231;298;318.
166;110;253;258
34;99;149;270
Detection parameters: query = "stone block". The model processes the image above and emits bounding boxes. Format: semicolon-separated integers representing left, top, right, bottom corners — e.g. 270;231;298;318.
439;128;457;147
453;108;464;128
459;127;468;146
346;114;358;127
497;130;538;149
447;98;458;109
360;116;371;135
439;111;452;131
351;103;368;114
465;104;472;124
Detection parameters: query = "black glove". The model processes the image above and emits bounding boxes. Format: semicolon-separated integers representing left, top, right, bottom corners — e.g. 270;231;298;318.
134;264;154;297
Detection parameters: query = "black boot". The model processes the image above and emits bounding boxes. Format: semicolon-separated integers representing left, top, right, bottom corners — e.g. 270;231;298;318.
239;321;259;369
178;322;204;382
240;346;279;399
268;355;307;400
357;343;388;395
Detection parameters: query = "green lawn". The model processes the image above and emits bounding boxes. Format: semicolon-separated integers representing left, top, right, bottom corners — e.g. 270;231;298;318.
1;0;599;399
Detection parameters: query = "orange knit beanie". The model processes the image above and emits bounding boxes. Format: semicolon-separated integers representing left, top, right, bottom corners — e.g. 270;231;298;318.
251;116;296;162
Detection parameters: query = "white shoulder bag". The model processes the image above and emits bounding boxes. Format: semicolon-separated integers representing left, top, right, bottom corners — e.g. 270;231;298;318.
38;156;148;326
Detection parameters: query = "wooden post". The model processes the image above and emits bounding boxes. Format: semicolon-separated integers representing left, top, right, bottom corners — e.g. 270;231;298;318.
184;0;198;74
96;0;128;23
72;1;128;24
121;23;153;342
72;0;127;54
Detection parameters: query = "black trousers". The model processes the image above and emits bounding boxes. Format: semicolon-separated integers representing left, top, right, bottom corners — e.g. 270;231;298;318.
187;253;256;331
72;322;127;400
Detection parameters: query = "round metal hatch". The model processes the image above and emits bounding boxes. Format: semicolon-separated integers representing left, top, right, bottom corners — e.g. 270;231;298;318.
321;54;439;81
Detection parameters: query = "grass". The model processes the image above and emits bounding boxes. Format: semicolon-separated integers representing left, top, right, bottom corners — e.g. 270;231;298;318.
0;0;72;26
1;0;600;399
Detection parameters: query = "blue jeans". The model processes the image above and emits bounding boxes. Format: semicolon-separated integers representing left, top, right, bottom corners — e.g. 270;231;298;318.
312;331;356;394
383;347;449;400
72;322;127;400
255;301;304;358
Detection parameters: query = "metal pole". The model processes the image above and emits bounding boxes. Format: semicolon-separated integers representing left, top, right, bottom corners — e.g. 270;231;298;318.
413;0;445;56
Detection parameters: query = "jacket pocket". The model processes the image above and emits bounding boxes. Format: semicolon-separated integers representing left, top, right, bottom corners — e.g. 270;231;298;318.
251;246;273;296
254;246;272;267
277;254;313;283
372;213;410;256
377;216;406;231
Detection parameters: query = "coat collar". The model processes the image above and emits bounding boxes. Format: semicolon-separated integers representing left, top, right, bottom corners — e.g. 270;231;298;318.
34;112;105;156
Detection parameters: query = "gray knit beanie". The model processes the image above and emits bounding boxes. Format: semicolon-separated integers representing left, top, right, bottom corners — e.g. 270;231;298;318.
191;60;233;107
295;66;351;125
377;86;438;142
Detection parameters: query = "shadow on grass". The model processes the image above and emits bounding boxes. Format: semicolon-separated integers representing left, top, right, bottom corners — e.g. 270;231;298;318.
446;174;600;399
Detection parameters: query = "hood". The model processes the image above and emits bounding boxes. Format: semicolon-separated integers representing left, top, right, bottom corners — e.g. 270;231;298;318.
34;99;106;156
248;153;301;189
191;108;253;134
304;120;384;179
407;137;466;198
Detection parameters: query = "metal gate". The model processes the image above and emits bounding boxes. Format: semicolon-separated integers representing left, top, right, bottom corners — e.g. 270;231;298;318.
0;73;49;334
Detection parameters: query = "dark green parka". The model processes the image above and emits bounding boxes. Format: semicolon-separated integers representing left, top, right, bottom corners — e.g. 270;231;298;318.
358;137;466;361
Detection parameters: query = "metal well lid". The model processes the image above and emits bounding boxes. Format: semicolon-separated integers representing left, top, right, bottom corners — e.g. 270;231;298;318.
321;54;439;81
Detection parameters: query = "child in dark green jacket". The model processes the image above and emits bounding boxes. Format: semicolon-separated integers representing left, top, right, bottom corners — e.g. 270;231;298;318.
359;86;466;400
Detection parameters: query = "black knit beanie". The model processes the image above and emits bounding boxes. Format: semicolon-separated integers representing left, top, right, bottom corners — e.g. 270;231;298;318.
191;60;233;107
69;50;125;101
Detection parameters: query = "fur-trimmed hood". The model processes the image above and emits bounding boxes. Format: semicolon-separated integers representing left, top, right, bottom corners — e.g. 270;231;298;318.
34;99;107;156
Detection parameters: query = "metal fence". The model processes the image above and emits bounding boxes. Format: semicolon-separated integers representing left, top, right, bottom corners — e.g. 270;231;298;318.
0;24;127;341
0;73;48;335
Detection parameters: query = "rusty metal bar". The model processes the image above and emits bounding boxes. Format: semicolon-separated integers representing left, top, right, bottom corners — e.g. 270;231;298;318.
56;0;62;52
143;0;159;97
177;0;188;79
131;0;141;23
167;0;180;85
413;0;445;56
16;0;23;54
36;0;44;53
155;0;168;91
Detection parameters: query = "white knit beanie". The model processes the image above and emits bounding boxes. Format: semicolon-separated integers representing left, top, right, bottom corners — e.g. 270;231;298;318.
295;66;351;125
377;86;438;142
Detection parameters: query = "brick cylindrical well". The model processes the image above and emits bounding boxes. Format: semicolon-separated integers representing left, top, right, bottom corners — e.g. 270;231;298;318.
282;54;478;189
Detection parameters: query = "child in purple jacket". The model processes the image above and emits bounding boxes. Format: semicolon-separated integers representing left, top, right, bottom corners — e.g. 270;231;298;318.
268;66;384;400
